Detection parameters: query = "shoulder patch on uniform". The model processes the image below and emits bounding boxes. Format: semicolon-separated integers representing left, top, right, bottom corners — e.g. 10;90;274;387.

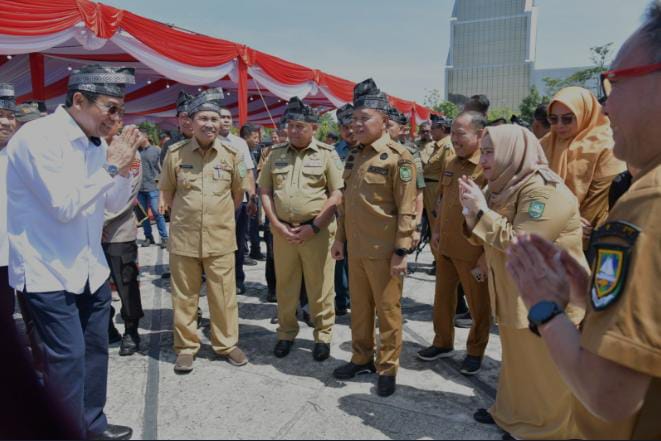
587;221;640;310
316;141;334;151
399;163;413;182
527;201;545;219
219;141;237;154
271;142;288;150
387;140;407;155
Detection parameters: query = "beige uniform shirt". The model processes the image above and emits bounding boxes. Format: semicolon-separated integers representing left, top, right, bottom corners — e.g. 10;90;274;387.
336;133;417;259
258;139;344;225
418;140;435;165
437;149;485;262
467;172;587;328
423;137;455;182
159;137;249;258
580;161;661;440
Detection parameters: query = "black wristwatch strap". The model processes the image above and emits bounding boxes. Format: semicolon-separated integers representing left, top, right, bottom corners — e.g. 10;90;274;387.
395;248;408;257
310;222;320;234
476;209;485;223
528;301;564;336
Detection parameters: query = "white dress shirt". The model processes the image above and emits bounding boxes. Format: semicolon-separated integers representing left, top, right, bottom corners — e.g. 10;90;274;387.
0;148;8;267
218;133;255;170
7;106;130;294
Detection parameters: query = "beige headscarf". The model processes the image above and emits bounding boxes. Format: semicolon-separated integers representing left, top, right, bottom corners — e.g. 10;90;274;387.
487;125;562;210
540;86;614;180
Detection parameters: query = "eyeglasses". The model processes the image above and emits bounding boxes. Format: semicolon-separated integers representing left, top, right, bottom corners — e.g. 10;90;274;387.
600;62;661;99
548;113;575;126
91;100;125;119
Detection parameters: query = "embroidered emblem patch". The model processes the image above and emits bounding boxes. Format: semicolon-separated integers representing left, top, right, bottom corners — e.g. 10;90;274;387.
399;166;412;182
528;201;545;219
238;162;247;178
591;245;629;310
335;157;344;170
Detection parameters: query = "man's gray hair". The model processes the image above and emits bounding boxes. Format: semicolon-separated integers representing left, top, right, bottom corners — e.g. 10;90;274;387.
641;0;661;62
456;110;487;132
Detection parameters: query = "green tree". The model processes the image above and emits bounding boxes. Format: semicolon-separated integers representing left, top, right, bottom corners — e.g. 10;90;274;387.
519;85;549;124
137;121;160;146
423;88;459;117
315;113;338;142
542;43;613;97
487;107;515;122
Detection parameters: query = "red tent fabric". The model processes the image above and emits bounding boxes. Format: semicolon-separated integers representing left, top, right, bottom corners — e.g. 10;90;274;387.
0;0;432;131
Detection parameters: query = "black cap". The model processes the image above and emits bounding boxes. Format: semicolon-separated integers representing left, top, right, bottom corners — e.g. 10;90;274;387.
336;104;354;126
283;97;319;123
430;114;451;129
187;88;224;115
176;91;194;115
353;78;389;111
0;83;16;112
68;64;135;98
15;102;41;123
386;106;408;126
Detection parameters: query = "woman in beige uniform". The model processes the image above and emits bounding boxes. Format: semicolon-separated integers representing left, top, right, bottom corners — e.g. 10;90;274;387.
541;87;625;244
458;124;587;439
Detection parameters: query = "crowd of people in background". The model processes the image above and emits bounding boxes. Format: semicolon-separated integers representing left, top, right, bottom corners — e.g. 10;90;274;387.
0;2;659;440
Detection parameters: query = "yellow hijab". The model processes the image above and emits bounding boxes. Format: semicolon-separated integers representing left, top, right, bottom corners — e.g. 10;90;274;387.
540;87;614;179
487;125;561;210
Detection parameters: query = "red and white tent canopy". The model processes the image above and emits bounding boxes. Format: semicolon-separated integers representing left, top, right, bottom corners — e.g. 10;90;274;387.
0;0;432;131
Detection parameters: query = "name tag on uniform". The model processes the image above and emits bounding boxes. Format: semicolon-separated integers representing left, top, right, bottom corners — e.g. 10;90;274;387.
274;162;289;168
303;159;323;167
443;170;454;177
180;164;194;170
213;165;223;179
368;166;388;176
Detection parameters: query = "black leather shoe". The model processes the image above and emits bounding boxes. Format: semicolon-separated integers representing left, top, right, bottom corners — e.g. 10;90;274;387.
377;375;396;397
119;333;139;356
249;252;266;261
266;291;277;303
141;238;155;248
237;283;246;294
109;325;122;345
312;343;330;361
333;361;376;380
473;408;495;425
90;424;133;440
274;340;293;358
335;307;348;316
196;307;203;328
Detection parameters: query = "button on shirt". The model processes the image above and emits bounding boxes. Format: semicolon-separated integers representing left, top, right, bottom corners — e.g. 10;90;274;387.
437;149;485;262
0;148;8;267
7;106;131;294
258;139;344;225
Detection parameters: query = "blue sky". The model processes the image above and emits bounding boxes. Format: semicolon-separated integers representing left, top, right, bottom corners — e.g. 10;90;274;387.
103;0;650;104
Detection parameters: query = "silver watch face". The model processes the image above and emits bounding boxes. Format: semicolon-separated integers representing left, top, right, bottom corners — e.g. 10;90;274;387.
105;164;119;176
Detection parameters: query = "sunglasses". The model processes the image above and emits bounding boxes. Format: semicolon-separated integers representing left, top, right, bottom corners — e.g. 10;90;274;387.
548;113;575;126
600;62;661;99
91;100;125;118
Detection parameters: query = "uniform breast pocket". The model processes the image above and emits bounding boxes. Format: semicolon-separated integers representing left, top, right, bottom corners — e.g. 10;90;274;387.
212;168;233;195
177;172;199;191
302;166;325;188
272;167;290;190
363;171;388;203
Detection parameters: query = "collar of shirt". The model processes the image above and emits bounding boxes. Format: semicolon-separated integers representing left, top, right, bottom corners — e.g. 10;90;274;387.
460;148;481;166
287;138;319;154
366;133;391;154
53;105;99;148
190;136;221;155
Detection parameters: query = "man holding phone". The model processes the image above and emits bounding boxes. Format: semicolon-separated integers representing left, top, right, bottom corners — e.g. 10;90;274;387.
419;111;492;376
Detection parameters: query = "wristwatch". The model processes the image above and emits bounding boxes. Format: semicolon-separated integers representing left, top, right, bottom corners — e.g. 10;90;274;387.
527;300;564;336
394;248;408;257
310;222;320;234
103;163;119;178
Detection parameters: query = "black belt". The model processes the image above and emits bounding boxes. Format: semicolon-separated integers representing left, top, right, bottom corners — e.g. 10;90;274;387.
424;178;439;183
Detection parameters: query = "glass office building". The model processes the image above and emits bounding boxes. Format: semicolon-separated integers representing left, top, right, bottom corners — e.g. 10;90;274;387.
445;0;538;110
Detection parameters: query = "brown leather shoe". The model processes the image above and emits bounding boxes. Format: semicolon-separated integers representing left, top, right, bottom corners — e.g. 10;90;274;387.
174;353;194;373
225;347;248;366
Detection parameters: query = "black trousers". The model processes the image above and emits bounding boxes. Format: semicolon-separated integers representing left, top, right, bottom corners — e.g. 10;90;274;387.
0;265;14;317
102;241;143;330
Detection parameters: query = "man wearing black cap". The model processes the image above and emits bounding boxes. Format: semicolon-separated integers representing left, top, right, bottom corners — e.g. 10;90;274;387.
331;78;418;397
0;83;17;318
386;106;426;249
159;90;194;166
7;65;140;439
160;88;251;373
259;97;343;361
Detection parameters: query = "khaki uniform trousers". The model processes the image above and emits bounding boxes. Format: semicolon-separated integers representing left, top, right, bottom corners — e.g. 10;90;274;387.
491;326;577;439
273;225;335;343
433;254;491;356
423;182;440;237
348;255;403;376
170;252;238;356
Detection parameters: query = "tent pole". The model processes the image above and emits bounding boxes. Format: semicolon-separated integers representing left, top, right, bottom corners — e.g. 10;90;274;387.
410;104;417;139
28;53;45;102
238;58;248;126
